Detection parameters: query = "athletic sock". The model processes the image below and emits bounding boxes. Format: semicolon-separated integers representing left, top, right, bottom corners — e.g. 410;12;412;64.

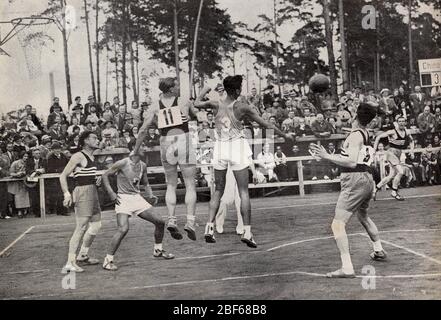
372;240;383;252
340;253;354;274
79;246;89;256
154;243;163;252
244;225;252;239
205;223;214;234
105;254;114;262
186;215;195;224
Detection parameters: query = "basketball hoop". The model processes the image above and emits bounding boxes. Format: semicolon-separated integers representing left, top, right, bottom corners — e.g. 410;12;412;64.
0;16;54;79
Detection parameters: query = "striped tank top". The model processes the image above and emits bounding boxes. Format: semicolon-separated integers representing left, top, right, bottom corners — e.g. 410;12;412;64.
340;129;374;173
215;100;244;142
158;97;189;136
389;128;410;150
73;151;97;186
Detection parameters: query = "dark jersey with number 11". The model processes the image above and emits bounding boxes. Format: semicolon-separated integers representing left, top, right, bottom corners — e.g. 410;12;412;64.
158;97;189;136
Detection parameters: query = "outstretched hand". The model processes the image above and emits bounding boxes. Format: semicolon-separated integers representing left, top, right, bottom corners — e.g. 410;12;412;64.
309;143;329;160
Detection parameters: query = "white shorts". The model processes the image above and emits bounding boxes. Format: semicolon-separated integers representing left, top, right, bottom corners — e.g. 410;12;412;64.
115;193;152;217
212;137;253;171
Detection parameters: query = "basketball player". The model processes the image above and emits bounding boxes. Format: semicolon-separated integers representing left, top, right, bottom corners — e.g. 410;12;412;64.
310;103;387;278
101;151;174;271
60;131;102;273
373;116;414;201
133;78;198;241
195;75;294;248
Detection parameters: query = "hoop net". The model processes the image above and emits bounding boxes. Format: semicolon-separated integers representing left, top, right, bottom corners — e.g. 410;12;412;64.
13;17;54;79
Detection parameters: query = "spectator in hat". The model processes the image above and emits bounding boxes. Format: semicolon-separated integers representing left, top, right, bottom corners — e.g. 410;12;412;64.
47;104;67;129
68;104;86;125
8;151;31;218
84;95;101;116
378;88;398;117
117;129;135;150
39;135;52;160
45;141;69;216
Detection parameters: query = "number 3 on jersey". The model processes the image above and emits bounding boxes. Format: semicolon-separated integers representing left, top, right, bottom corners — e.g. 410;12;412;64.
358;146;375;166
158;106;183;129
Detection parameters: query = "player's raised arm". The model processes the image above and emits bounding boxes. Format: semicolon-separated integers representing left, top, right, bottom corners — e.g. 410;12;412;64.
194;86;219;110
373;130;393;150
59;153;83;207
310;133;363;169
242;103;294;141
133;109;156;155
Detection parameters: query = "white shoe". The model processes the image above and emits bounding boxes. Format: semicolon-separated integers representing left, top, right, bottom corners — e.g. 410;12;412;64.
324;175;330;180
62;262;84;273
236;225;244;235
312;176;317;181
103;259;118;271
5;216;11;219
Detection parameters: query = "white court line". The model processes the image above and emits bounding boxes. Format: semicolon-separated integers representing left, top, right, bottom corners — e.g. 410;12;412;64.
0;226;35;257
2;269;51;275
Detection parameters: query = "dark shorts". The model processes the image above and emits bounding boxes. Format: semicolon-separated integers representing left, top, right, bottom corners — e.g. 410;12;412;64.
336;172;374;214
72;185;101;218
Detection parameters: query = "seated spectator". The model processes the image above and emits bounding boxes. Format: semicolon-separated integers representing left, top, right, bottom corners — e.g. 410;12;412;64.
327;117;339;134
12;135;26;156
425;144;440;185
302;108;315;127
101;101;115;123
297;96;317;116
144;127;160;148
114;104;131;132
198;121;214;143
101;120;119;139
117;129;135;150
84;119;102;139
295;118;312;137
23;105;43;132
8;151;31;218
417;106;435;134
274;102;287;125
67;133;81;154
84;95;102;116
47;104;67;130
206;112;215;129
281;111;296;132
305;142;328;181
274;146;289;181
69;96;83;113
378;88;398;117
48;122;64;142
311;113;332;138
326;142;339;179
68;104;86;125
131;126;139;140
85;105;101;124
25;147;46;217
434;107;441;133
256;143;277;182
39;135;52;160
396;100;412;121
100;131;118;150
49;97;64;114
261;108;272;122
67;118;84;136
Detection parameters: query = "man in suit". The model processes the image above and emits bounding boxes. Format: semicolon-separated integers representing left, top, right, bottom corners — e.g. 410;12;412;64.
26;148;47;217
410;86;427;119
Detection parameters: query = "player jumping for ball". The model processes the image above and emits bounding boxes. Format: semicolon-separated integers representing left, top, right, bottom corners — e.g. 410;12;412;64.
310;103;387;278
134;78;198;241
101;151;175;271
195;75;294;248
372;116;414;201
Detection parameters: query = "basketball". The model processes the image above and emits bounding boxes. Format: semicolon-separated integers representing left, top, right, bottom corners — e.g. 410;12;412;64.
308;74;330;93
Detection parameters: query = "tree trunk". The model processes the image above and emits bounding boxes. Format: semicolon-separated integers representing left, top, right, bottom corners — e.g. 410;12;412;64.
114;40;120;98
84;0;96;99
129;40;138;104
60;0;72;106
273;0;281;96
189;0;204;99
136;41;140;104
322;0;338;98
338;0;349;91
173;0;181;94
95;0;101;103
408;0;415;90
121;0;128;105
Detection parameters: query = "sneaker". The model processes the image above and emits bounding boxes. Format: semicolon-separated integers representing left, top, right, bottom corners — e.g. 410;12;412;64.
370;250;387;261
324;175;330;180
62;262;84;273
184;221;197;241
204;224;216;243
153;249;175;260
77;254;100;265
167;218;183;240
312;176;317;181
391;192;405;201
103;259;118;271
326;269;355;278
241;234;257;248
236;225;244;235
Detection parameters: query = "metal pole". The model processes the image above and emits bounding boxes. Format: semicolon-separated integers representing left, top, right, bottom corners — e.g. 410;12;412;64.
189;0;204;98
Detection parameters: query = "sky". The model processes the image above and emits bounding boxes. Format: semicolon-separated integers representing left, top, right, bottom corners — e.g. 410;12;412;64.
0;0;438;118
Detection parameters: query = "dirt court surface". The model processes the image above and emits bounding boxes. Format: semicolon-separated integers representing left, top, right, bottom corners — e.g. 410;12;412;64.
1;186;440;300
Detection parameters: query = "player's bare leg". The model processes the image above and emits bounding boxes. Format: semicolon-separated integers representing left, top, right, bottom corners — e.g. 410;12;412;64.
181;164;197;240
138;209;174;259
356;209;387;261
63;217;90;273
327;210;355;278
205;169;227;243
373;166;396;200
163;164;183;240
76;214;101;266
233;167;256;248
391;165;405;201
103;214;130;271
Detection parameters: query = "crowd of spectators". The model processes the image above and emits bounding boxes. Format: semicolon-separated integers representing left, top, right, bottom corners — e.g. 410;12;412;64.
1;82;441;219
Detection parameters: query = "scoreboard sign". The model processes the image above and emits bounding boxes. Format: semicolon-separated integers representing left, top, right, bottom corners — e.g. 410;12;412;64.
418;58;441;88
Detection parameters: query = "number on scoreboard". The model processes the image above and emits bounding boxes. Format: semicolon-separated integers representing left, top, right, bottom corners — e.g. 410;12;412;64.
157;106;183;129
